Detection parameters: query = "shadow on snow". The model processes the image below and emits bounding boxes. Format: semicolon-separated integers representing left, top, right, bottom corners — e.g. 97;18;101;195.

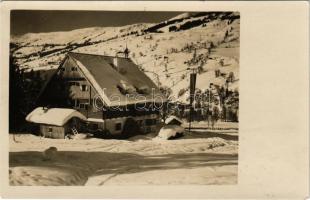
9;151;238;185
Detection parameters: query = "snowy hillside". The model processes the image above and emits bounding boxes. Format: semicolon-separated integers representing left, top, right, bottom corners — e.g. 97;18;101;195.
11;12;240;103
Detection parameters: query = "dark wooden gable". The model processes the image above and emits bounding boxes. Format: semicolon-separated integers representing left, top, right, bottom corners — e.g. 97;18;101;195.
59;55;84;80
37;55;103;119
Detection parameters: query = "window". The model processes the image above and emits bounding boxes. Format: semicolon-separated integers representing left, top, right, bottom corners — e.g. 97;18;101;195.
115;123;122;131
79;103;88;109
71;67;78;71
69;82;80;87
48;127;53;133
137;120;143;126
81;85;88;91
75;99;80;107
92;124;99;130
145;119;157;126
69;82;76;86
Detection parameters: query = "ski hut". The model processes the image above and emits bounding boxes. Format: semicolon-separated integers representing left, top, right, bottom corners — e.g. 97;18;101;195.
26;107;87;139
33;52;166;137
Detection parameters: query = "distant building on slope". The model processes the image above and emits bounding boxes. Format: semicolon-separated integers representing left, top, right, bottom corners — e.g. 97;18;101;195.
27;52;166;138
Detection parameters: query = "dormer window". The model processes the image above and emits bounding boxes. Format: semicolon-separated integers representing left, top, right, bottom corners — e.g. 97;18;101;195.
117;80;136;94
136;85;150;94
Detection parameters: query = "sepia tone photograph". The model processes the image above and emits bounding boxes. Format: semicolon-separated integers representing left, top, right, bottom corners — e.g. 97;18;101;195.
8;10;240;186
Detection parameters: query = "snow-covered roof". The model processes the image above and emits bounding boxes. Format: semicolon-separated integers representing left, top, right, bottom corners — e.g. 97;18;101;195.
26;107;87;126
165;116;183;125
67;52;166;106
87;118;104;123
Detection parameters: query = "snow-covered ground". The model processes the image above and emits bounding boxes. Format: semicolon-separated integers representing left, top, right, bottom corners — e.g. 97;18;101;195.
9;124;238;186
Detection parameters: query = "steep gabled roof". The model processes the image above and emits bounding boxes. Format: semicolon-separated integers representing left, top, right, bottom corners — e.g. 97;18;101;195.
66;52;165;107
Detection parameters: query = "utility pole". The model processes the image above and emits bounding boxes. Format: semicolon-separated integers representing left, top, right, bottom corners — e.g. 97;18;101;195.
188;67;198;133
225;79;229;91
188;47;199;133
208;83;212;128
102;105;107;133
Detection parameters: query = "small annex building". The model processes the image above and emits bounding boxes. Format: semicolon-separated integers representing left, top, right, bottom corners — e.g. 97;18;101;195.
26;107;87;139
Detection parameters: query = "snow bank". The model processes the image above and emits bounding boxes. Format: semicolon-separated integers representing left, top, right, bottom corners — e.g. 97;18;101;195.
157;125;185;140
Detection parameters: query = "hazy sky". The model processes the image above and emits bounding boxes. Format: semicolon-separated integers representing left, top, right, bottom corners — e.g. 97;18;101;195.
11;10;182;36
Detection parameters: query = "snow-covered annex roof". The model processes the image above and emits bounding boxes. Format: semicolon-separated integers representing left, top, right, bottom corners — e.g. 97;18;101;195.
165;116;183;125
26;107;87;126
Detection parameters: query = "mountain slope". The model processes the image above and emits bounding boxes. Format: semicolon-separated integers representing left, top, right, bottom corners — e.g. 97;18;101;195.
11;12;240;103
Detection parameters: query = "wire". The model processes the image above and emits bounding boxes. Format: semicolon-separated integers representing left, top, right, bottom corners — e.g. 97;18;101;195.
169;70;191;88
166;69;188;75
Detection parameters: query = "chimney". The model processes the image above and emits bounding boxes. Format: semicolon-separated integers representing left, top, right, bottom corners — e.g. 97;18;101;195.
113;57;118;68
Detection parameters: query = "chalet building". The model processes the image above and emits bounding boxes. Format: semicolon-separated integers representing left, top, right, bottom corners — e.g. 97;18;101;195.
30;52;166;138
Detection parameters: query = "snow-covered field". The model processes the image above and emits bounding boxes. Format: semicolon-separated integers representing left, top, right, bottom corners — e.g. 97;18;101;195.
9;125;238;186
